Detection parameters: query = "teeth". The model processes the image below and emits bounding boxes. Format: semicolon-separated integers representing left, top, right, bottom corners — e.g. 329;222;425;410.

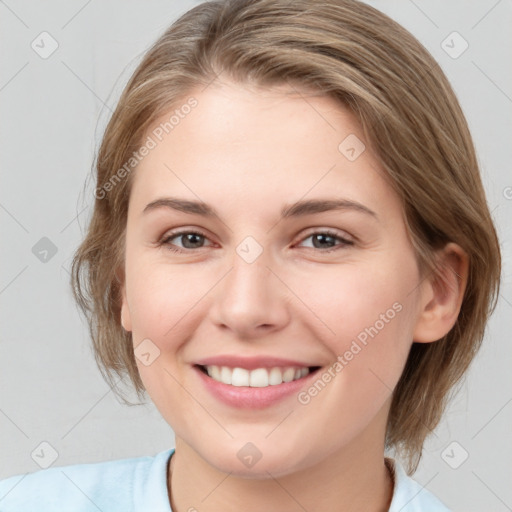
211;365;221;381
220;366;232;385
249;368;268;387
282;368;295;383
204;365;310;387
268;367;283;385
231;367;249;387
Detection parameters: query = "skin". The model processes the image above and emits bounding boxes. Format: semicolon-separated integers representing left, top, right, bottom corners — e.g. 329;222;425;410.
120;79;468;512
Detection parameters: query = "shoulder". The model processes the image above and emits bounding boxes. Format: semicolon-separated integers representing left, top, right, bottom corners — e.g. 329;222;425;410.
387;458;452;512
0;448;174;512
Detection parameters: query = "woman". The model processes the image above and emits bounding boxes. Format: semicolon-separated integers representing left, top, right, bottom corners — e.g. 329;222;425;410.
0;0;500;510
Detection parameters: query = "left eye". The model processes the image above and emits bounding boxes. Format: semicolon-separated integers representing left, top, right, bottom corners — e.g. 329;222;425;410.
160;231;211;251
296;231;353;251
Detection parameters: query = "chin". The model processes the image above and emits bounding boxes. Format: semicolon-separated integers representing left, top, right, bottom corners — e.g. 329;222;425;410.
195;440;311;479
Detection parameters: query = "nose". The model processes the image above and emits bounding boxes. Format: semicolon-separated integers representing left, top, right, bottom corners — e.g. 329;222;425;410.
208;246;291;340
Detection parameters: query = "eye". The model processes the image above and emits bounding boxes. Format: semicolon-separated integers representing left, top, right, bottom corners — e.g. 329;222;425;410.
159;230;212;252
159;228;353;254
295;229;353;252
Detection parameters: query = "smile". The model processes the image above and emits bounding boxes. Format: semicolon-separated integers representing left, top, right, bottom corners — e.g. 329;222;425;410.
198;365;317;387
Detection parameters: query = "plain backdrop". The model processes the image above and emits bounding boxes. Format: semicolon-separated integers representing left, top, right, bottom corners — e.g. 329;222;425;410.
1;1;511;510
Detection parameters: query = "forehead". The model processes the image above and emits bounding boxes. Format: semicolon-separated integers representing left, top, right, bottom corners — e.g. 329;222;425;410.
129;79;400;224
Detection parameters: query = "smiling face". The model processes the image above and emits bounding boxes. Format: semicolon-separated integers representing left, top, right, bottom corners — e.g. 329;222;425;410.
120;79;427;477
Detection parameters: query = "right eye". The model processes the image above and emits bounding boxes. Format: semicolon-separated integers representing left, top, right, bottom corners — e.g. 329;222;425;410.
159;230;213;253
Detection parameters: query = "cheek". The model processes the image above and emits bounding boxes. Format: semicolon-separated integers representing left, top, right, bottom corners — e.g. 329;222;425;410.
293;254;419;396
126;256;207;340
298;260;415;343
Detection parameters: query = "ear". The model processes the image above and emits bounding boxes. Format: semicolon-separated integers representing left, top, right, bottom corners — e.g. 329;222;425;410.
413;242;469;343
116;266;132;333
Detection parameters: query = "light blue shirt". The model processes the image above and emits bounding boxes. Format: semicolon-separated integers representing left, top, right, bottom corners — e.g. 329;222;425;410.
0;448;450;511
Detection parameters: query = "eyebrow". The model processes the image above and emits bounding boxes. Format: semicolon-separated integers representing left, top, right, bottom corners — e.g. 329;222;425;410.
143;197;377;220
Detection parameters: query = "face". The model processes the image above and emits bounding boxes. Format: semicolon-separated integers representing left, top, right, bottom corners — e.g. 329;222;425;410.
120;79;425;477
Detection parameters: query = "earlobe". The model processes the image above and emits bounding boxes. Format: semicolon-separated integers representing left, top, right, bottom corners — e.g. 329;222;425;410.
121;298;132;332
120;286;132;332
115;265;132;332
118;268;132;332
413;243;469;343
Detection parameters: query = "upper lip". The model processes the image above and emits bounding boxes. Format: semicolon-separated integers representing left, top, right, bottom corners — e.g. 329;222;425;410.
194;355;320;370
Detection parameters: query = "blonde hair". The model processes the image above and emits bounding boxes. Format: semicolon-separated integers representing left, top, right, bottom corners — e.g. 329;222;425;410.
71;0;501;473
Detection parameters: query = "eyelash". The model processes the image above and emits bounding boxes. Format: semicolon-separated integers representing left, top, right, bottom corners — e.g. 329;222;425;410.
158;229;354;254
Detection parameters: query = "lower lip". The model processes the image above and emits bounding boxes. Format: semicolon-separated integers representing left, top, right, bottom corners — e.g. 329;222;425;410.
194;366;319;409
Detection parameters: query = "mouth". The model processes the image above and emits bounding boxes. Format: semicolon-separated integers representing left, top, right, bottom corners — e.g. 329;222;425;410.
195;364;322;388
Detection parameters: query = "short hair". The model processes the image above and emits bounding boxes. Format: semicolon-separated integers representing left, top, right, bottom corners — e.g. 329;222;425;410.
71;0;501;473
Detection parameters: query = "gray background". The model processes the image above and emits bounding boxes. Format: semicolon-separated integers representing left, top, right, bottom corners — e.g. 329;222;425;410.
1;1;511;510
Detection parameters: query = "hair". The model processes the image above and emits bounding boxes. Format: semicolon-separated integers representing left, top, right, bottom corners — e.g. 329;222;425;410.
71;0;501;473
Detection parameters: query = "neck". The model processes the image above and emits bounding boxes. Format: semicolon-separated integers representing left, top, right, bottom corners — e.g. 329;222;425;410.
167;433;393;512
